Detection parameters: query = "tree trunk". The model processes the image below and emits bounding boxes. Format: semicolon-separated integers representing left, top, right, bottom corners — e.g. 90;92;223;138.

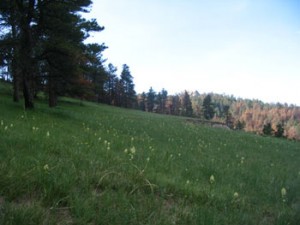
12;57;20;102
49;89;57;107
11;5;20;102
23;78;34;109
48;75;57;107
18;0;36;109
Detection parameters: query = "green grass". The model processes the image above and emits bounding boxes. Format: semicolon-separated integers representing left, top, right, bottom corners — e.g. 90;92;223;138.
0;82;300;224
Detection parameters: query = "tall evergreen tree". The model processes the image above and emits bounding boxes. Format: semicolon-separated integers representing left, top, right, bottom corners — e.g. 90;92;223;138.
146;87;156;112
82;43;107;102
120;64;136;108
263;123;274;136
0;0;104;108
170;95;181;115
275;123;284;138
0;0;21;102
181;91;193;117
157;88;168;114
38;0;103;107
203;94;214;120
104;63;118;105
139;92;146;111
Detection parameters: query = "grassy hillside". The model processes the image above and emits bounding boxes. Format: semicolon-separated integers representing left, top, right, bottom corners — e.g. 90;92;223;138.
0;82;300;225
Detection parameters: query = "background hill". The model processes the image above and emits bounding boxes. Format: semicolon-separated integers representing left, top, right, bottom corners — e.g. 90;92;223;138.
137;89;300;140
1;82;300;225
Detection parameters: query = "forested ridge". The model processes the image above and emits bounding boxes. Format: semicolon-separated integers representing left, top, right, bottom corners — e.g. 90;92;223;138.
1;1;299;140
137;90;300;140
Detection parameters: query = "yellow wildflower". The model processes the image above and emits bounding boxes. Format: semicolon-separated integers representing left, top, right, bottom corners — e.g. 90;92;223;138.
210;175;215;184
233;192;239;198
281;187;287;197
130;146;136;154
43;164;49;171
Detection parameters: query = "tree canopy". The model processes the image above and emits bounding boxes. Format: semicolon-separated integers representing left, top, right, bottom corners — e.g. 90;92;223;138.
0;0;105;108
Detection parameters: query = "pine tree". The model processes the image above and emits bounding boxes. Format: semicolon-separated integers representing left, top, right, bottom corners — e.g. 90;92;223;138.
170;95;181;115
156;88;168;113
0;0;104;108
181;91;193;117
0;0;21;102
139;92;146;111
274;123;284;138
120;64;136;108
83;43;107;102
146;87;156;112
38;1;103;107
263;123;274;136
104;63;118;105
203;94;214;120
235;120;245;130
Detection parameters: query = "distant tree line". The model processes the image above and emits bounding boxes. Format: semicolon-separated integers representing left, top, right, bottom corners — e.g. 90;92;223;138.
137;89;300;140
137;88;193;117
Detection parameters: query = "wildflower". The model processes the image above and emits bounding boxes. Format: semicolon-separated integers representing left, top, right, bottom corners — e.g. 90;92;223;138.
4;126;8;130
146;157;150;162
130;146;136;154
1;120;3;126
281;187;287;203
46;131;50;137
241;156;245;164
10;124;13;127
233;192;239;198
131;137;134;142
281;187;287;198
210;175;215;184
186;180;190;185
43;164;49;171
124;148;128;154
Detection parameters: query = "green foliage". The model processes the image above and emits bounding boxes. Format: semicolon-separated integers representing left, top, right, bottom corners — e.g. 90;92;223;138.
263;123;274;136
146;87;156;112
275;123;285;138
1;93;300;225
202;94;215;120
0;0;105;108
235;120;245;130
181;91;193;117
119;64;136;108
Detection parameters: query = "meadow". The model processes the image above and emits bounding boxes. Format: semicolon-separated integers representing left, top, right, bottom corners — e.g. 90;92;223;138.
0;83;299;225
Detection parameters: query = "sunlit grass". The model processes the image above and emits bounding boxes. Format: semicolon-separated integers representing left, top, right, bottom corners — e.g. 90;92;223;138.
0;83;300;224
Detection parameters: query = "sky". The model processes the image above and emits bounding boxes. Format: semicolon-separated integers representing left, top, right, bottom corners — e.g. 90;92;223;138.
85;0;300;105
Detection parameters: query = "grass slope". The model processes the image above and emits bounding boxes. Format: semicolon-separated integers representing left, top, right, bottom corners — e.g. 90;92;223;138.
0;83;300;225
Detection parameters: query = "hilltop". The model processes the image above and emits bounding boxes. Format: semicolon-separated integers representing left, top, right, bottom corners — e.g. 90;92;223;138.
0;84;300;224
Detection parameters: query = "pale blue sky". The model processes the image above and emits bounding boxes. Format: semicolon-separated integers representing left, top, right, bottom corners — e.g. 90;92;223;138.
86;0;300;105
